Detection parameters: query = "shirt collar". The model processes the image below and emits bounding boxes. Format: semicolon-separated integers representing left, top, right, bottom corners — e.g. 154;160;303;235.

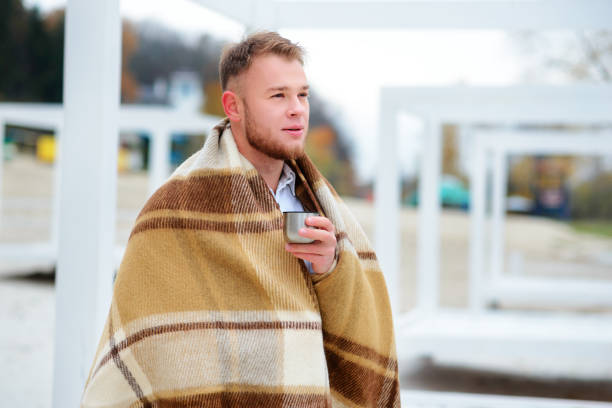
276;162;297;196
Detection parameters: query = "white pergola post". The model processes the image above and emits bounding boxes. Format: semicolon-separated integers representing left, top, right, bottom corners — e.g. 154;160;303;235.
375;95;400;314
51;125;63;250
469;132;487;311
52;0;121;406
148;127;171;195
0;116;5;224
490;146;508;283
416;116;442;312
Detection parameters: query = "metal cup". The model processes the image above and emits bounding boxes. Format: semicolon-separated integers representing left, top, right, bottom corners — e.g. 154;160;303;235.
283;211;319;243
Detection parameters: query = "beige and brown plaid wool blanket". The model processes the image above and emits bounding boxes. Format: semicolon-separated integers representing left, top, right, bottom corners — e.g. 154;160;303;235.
81;119;400;407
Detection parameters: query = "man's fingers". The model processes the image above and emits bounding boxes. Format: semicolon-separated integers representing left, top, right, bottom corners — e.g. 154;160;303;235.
284;216;337;274
286;242;335;256
305;216;335;233
297;227;335;243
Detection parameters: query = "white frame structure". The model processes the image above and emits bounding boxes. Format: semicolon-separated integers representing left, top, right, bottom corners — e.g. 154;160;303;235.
0;103;219;270
375;85;612;315
401;390;612;408
380;86;612;380
45;0;612;405
471;130;612;310
193;0;612;30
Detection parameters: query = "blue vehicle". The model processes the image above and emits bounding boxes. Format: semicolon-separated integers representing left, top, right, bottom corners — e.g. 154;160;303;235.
408;175;470;209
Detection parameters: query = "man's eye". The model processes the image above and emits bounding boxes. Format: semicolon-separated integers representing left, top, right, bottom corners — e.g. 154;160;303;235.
272;93;283;98
299;93;309;98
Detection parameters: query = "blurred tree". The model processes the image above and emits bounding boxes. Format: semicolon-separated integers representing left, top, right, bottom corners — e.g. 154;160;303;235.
128;21;194;86
512;31;612;219
121;21;140;103
508;156;535;198
442;124;467;183
515;31;612;82
0;0;29;100
305;124;356;196
0;0;63;102
202;80;224;117
571;172;612;219
1;3;359;195
42;9;64;102
128;21;225;89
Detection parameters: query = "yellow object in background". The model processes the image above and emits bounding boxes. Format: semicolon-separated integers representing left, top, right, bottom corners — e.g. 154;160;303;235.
36;135;56;163
117;146;129;172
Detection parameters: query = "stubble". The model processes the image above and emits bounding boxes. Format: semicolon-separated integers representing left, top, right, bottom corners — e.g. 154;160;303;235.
244;104;304;161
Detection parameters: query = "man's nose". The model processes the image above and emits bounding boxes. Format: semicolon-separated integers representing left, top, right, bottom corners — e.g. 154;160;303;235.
287;96;306;116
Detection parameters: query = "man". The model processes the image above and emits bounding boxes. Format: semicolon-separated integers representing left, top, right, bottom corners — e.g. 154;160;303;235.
82;32;400;407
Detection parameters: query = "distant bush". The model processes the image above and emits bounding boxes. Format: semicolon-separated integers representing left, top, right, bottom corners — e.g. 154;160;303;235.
571;172;612;219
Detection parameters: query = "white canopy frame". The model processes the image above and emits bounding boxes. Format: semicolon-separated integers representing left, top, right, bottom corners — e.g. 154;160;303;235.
471;130;612;310
49;0;612;405
0;103;220;270
381;86;612;380
192;0;612;30
376;85;612;315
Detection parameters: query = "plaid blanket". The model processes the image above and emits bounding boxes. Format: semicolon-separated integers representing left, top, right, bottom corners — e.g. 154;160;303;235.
81;119;400;407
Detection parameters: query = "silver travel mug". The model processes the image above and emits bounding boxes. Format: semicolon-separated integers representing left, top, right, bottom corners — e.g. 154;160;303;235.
283;212;319;243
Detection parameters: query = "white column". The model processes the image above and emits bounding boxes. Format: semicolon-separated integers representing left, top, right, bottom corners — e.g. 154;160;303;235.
375;96;400;315
490;144;508;284
53;0;121;406
51;124;62;250
0;117;5;225
468;132;487;311
416;116;441;312
148;127;171;196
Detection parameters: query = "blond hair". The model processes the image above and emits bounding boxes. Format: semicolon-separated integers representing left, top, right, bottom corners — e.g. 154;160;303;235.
219;31;304;91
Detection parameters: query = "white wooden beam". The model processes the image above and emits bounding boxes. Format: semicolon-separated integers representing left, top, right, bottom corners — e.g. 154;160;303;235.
490;132;612;154
490;147;508;283
398;309;612;379
468;132;487;311
245;0;612;30
0;116;5;226
416;116;442;312
148;127;171;195
0;103;219;133
382;85;612;123
401;390;612;408
489;276;612;309
51;125;62;251
375;94;401;315
52;0;121;406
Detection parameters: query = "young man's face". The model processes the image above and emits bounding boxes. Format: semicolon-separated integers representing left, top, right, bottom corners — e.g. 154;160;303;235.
238;54;310;160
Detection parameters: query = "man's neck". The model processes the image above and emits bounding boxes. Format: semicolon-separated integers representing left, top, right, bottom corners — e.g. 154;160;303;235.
253;156;284;194
231;123;284;193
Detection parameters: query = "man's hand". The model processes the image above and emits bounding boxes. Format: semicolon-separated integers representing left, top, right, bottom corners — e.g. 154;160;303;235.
285;216;337;274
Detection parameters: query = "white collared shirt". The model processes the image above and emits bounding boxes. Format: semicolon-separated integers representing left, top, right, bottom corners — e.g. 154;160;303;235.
270;163;315;274
270;163;304;212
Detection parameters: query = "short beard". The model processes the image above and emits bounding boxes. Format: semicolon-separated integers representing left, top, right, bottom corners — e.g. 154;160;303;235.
244;104;304;161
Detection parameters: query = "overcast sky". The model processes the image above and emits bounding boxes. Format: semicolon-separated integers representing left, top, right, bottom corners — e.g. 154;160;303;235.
25;0;525;181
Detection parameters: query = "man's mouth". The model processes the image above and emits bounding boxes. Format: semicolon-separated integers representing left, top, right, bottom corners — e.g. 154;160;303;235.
282;127;304;137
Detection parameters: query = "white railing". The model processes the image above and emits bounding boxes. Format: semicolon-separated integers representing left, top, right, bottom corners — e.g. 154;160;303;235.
0;102;220;269
401;390;612;408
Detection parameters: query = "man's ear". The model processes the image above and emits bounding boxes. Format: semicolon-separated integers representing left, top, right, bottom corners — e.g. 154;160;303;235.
222;90;241;122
